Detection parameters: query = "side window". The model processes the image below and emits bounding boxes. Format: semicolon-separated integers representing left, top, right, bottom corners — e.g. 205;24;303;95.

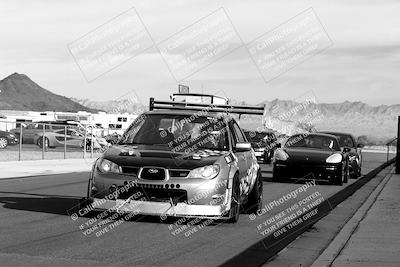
52;125;65;131
232;122;246;143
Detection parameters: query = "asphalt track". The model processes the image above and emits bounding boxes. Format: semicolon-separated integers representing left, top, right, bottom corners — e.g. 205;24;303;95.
0;152;393;266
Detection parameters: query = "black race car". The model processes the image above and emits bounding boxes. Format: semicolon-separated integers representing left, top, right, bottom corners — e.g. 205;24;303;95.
244;130;277;164
273;133;349;185
0;130;18;149
319;131;363;178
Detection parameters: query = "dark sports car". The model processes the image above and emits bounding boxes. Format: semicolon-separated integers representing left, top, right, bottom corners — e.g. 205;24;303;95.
319;131;363;178
244;130;277;164
273;133;349;185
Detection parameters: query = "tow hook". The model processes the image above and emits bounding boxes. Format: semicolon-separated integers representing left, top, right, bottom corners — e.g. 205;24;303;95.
162;197;178;217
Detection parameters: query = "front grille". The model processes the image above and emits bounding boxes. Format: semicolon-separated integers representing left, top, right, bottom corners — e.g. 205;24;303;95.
117;185;187;202
140;167;166;180
121;166;140;176
286;164;339;180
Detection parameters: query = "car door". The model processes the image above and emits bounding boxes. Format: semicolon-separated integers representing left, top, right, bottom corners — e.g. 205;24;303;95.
66;129;84;147
25;123;44;143
51;129;67;147
230;121;252;196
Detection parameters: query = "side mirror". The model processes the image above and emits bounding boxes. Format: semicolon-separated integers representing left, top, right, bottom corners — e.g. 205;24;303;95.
235;142;252;152
357;143;364;148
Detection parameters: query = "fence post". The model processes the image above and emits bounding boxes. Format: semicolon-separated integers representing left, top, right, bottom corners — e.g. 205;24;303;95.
42;124;45;160
18;124;22;161
64;126;67;159
387;143;390;162
90;126;94;158
396;116;400;174
83;125;87;159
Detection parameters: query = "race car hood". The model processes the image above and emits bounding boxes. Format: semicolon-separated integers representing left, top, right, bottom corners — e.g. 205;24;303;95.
284;147;338;164
103;144;229;169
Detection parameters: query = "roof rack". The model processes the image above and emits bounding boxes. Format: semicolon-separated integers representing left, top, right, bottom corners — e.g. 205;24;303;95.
149;97;265;116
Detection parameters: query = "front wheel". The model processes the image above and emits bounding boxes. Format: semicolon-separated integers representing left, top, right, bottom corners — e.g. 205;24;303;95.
344;162;349;183
243;170;263;214
227;175;241;223
333;164;346;185
272;166;287;182
0;137;8;149
37;137;49;150
263;153;272;164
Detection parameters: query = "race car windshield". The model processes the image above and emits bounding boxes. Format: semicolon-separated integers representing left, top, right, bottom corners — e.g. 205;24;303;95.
119;114;229;151
285;134;340;151
336;135;355;148
322;132;355;148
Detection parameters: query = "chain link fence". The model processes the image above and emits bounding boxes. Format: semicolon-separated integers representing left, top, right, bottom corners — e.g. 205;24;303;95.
0;120;122;161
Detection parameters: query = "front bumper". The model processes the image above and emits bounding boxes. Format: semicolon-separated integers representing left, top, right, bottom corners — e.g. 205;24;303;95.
7;137;18;145
86;168;234;219
84;197;232;219
274;162;342;181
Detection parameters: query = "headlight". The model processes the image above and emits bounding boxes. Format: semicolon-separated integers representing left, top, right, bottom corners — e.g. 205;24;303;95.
98;159;121;173
326;153;342;163
274;149;289;161
188;165;220;179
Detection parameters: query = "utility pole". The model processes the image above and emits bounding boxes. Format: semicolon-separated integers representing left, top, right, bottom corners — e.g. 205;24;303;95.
396;116;400;174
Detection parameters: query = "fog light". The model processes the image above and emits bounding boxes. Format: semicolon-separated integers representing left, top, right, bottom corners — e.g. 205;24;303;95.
109;184;117;193
212;194;225;200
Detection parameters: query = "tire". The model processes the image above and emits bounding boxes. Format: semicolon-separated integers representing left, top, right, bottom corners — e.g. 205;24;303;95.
227;174;241;223
344;162;349;184
263;154;271;164
272;170;279;182
272;165;286;182
243;170;263;214
349;160;359;179
37;137;49;150
0;137;8;149
333;164;345;185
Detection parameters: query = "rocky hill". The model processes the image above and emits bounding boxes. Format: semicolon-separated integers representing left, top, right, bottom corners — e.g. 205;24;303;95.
0;73;100;113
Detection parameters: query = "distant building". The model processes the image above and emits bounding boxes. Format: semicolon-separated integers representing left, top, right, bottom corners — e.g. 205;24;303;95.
0;110;138;135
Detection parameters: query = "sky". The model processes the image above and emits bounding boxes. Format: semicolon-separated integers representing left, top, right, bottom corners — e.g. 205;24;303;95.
0;0;399;106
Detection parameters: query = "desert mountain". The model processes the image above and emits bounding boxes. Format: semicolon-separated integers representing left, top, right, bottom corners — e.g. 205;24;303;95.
0;73;100;113
71;97;144;114
242;98;400;142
